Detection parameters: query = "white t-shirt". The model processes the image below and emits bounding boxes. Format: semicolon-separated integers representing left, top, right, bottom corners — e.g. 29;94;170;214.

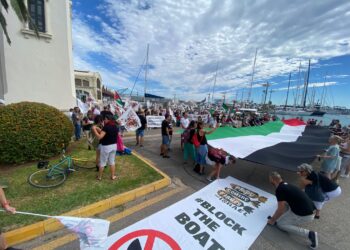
93;108;101;116
180;117;190;129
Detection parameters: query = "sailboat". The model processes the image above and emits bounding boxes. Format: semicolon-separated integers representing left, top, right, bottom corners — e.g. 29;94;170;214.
274;59;325;117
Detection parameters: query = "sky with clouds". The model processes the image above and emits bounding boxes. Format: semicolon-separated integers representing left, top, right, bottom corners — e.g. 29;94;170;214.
72;0;350;107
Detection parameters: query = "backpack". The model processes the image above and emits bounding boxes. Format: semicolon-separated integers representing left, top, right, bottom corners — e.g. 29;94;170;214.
192;133;203;148
183;129;191;143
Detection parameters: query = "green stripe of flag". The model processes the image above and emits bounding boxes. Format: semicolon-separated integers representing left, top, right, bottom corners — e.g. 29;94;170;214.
206;121;284;140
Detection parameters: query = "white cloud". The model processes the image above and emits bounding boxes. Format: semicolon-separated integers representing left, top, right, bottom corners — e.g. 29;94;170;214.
72;0;350;100
275;81;337;91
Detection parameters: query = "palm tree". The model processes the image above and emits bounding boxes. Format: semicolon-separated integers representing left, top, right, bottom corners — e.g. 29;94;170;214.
0;0;38;45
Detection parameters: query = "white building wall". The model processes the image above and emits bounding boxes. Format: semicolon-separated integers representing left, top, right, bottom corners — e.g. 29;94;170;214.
1;0;75;110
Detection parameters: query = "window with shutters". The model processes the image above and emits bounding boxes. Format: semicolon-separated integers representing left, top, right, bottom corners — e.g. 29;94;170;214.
28;0;46;33
75;79;82;86
82;80;89;87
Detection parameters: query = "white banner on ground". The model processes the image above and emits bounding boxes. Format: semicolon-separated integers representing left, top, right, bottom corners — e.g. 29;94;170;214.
55;216;110;249
118;107;141;131
188;114;209;123
99;177;276;250
146;116;165;128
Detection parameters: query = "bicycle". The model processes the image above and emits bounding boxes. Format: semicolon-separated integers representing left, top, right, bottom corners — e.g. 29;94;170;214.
28;150;95;188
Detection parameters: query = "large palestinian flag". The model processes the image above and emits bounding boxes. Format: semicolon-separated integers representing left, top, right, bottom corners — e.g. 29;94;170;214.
207;119;330;171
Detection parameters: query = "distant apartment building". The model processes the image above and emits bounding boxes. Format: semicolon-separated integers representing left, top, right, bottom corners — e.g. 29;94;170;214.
102;86;115;103
0;0;76;110
74;70;102;103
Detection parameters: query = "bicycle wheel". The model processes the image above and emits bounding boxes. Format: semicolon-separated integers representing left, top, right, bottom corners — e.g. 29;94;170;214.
28;169;66;188
72;158;95;169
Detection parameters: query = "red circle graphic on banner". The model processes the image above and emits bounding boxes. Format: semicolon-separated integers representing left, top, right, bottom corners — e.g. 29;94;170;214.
108;229;181;250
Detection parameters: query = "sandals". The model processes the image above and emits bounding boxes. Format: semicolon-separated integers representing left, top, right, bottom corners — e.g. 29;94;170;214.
96;176;102;181
111;176;117;180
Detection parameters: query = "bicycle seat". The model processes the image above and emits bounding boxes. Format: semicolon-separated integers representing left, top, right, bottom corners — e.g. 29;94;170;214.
37;161;49;169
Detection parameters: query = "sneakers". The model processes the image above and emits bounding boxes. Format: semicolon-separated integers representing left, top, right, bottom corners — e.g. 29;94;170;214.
340;174;349;178
308;231;318;249
206;177;213;182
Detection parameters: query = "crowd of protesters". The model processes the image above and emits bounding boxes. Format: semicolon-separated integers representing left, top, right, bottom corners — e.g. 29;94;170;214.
61;104;350;250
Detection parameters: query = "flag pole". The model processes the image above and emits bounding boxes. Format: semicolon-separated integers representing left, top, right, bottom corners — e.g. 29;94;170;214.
0;209;54;218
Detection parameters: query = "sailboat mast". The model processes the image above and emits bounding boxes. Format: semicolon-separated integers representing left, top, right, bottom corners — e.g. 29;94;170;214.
294;61;302;107
284;72;291;109
263;82;269;105
211;62;219;103
247;48;258;103
144;43;149;102
320;74;327;107
303;59;311;108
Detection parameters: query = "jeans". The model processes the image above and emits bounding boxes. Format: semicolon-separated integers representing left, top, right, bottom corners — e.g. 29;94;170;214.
277;208;314;238
74;124;81;140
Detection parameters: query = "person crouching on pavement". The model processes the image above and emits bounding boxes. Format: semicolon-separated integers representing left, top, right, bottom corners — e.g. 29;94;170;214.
268;171;318;249
297;163;341;219
206;147;235;181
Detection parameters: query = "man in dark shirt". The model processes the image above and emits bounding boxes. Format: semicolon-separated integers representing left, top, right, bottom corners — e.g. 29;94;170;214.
136;110;147;147
160;114;171;158
100;106;113;119
268;172;318;249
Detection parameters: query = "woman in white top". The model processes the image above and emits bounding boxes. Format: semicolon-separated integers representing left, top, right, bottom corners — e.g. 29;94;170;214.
340;135;350;178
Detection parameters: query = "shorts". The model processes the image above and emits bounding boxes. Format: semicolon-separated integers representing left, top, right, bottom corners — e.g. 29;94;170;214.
136;129;145;137
162;135;170;145
99;144;116;167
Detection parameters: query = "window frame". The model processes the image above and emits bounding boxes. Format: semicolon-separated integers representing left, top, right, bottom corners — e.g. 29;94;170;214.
21;0;52;41
28;0;46;33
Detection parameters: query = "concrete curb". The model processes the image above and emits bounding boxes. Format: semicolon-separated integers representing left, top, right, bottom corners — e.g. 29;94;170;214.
4;152;171;246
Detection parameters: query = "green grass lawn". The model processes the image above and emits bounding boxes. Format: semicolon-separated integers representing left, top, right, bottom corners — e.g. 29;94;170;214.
0;141;163;231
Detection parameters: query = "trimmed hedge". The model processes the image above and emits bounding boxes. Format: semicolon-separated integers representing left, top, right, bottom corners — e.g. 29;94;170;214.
0;102;73;164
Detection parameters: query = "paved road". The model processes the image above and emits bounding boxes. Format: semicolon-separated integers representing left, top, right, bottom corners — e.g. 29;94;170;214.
17;129;350;249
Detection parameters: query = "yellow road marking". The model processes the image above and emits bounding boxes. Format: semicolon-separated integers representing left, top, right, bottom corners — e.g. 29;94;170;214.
32;186;184;250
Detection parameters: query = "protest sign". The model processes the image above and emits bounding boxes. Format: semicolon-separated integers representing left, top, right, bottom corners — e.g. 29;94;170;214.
146;116;165;128
99;177;276;250
118;107;141;131
188;114;209;123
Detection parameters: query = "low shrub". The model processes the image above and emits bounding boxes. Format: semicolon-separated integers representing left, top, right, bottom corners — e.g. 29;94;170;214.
0;102;73;164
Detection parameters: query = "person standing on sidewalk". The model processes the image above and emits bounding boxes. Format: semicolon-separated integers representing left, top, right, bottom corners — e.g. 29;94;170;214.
160;114;171;158
268;172;318;249
317;135;341;179
136;110;147;147
183;120;197;164
0;187;17;250
95;114;118;181
72;107;83;141
194;121;218;175
180;112;190;151
340;135;350;178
